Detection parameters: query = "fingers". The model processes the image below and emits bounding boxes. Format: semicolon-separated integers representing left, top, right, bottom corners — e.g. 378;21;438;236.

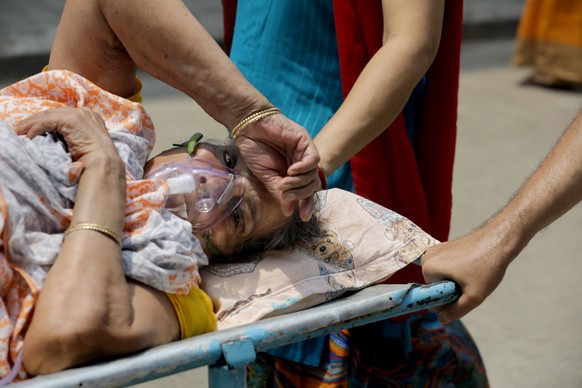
14;111;59;138
279;199;295;218
287;145;320;176
280;171;320;219
281;169;320;199
275;192;314;222
420;251;446;285
13;107;117;162
297;195;315;222
234;115;321;221
263;115;320;176
436;292;480;324
436;306;456;324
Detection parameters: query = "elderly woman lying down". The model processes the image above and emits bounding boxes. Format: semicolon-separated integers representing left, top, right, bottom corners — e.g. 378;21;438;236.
0;70;320;382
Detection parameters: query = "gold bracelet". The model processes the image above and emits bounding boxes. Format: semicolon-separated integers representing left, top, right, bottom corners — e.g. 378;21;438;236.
64;223;122;246
231;107;281;140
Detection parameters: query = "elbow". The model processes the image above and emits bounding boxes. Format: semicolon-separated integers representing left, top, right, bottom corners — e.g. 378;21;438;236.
407;38;440;76
22;323;103;376
383;34;441;75
23;332;78;376
419;37;440;70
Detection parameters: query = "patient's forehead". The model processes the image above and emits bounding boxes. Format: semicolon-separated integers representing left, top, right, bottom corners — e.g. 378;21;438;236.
146;142;247;175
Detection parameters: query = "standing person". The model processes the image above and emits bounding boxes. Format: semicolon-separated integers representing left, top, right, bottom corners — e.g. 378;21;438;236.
223;0;488;386
513;0;582;88
423;107;582;323
48;0;322;223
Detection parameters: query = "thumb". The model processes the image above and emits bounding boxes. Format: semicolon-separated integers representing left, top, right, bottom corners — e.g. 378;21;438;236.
436;305;458;324
298;195;314;222
265;180;294;217
279;200;295;217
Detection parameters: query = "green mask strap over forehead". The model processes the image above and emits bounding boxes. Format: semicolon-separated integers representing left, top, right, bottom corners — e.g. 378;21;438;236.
173;132;204;155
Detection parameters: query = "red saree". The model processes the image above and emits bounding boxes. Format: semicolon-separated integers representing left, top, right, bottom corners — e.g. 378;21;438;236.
333;0;463;284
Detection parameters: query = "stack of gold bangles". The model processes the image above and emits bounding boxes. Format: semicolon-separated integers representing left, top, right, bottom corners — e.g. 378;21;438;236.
231;107;281;140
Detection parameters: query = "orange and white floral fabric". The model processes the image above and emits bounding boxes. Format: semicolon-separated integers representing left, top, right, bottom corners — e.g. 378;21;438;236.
0;70;205;381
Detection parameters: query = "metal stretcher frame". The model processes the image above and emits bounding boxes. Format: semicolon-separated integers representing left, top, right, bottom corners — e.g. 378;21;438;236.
13;281;458;388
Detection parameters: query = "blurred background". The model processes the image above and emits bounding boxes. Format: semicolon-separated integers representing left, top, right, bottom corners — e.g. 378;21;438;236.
0;0;527;82
1;1;581;387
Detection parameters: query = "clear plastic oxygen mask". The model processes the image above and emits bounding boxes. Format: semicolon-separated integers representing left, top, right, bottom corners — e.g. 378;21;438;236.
145;157;247;230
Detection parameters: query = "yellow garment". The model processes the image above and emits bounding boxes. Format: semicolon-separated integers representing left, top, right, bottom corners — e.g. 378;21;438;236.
166;286;217;339
130;77;143;103
513;0;582;85
42;66;143;102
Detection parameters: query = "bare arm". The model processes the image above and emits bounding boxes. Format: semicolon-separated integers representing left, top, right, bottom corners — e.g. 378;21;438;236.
17;109;179;375
422;108;582;323
49;0;320;220
49;0;269;129
315;0;445;175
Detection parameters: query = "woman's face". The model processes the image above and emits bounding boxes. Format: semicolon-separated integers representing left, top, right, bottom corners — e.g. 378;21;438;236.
145;143;288;259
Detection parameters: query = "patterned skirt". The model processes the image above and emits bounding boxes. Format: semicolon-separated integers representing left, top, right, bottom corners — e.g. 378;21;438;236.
247;312;489;387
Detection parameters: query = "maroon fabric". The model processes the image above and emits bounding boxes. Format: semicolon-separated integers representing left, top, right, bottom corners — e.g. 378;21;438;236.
417;1;463;241
333;0;463;284
221;0;237;54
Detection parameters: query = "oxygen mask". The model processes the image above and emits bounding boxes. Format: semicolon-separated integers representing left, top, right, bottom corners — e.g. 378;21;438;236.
145;157;247;230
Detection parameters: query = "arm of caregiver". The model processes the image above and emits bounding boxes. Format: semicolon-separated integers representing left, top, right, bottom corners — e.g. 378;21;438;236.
315;0;445;176
48;0;319;220
422;108;582;323
16;108;180;376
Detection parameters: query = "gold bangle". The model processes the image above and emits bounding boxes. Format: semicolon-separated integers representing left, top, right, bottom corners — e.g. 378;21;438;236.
64;223;122;246
231;107;281;140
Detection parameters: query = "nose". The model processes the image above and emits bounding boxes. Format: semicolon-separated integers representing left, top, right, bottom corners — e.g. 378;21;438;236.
198;172;244;205
187;171;246;228
217;174;236;205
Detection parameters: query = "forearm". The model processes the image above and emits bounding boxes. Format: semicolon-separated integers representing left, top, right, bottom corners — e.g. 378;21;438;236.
482;110;582;265
14;108;182;375
98;0;271;129
315;0;443;175
315;38;433;175
23;154;133;373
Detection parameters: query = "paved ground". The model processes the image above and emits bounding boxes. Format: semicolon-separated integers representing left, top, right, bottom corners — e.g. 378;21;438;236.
2;2;582;387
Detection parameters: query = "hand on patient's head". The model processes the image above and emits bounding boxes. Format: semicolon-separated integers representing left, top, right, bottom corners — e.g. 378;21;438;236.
232;113;321;222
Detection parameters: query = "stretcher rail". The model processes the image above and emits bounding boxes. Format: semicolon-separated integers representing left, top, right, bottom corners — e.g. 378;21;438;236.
13;281;458;388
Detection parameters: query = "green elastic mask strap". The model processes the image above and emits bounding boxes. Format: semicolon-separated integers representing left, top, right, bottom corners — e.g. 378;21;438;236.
173;132;204;155
202;231;220;257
